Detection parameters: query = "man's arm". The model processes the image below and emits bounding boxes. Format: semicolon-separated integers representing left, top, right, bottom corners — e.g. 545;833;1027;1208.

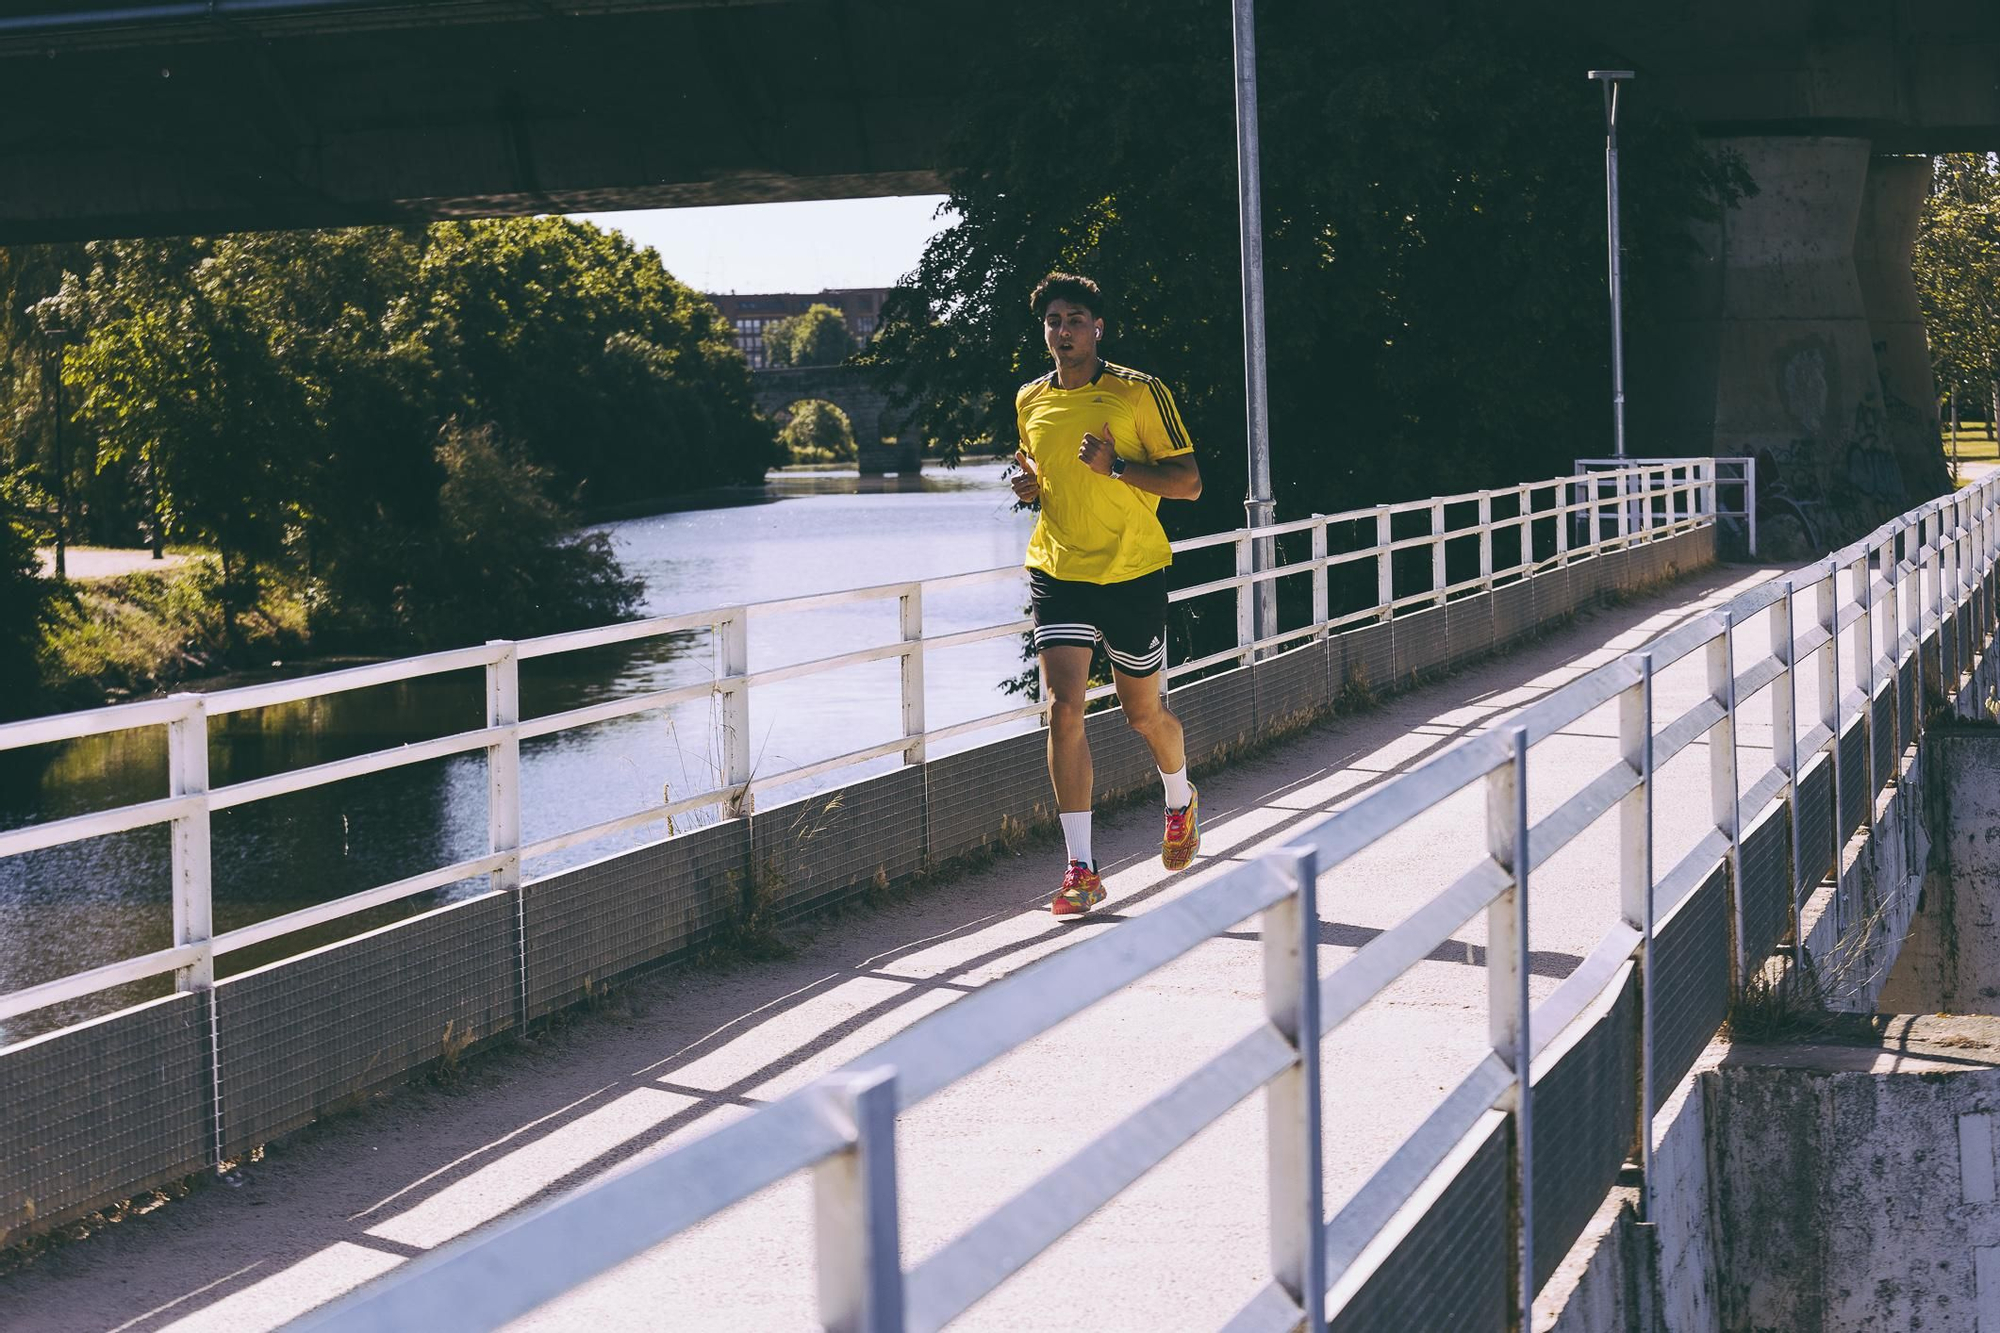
1079;426;1202;500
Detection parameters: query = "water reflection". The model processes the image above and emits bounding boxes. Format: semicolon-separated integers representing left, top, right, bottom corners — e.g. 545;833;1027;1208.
1;461;1035;1042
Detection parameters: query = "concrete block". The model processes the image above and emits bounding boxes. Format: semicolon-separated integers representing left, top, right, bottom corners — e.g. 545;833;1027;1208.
1881;733;2000;1014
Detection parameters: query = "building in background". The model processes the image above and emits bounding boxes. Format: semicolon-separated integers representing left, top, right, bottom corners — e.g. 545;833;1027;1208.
708;288;888;369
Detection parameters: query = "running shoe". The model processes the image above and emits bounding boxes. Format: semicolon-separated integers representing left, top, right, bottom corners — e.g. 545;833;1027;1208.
1161;785;1201;871
1051;861;1104;919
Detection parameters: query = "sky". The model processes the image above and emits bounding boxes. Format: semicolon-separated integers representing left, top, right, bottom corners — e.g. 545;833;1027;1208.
565;194;955;296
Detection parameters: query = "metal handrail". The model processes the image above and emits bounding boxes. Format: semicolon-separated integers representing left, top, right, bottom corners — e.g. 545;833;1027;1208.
306;468;2000;1331
2;461;1725;1025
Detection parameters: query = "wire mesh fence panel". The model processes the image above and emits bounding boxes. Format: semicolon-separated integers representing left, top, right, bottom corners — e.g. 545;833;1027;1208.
1531;969;1638;1288
1650;866;1732;1113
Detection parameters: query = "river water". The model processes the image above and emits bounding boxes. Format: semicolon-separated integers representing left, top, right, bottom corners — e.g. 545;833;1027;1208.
0;462;1037;1042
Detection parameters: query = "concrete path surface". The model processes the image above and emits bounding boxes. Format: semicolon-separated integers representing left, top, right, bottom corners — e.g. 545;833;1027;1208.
34;546;199;581
0;562;1796;1332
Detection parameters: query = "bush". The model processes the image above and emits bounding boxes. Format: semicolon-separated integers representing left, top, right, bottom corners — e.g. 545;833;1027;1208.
386;422;642;647
35;559;309;711
778;399;857;465
0;515;51;720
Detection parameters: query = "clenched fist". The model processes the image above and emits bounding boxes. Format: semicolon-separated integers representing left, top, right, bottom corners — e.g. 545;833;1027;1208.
1078;421;1117;476
1010;449;1040;504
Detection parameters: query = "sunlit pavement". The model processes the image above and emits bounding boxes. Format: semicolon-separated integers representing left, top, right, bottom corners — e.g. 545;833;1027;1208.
1;562;1791;1332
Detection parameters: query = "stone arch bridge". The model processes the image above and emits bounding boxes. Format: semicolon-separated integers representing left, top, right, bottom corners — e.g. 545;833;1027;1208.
752;364;920;475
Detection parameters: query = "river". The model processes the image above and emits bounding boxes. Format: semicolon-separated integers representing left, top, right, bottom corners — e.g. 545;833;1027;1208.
0;462;1038;1042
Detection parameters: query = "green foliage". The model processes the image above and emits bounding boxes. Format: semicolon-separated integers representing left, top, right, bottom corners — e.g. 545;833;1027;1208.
417;219;777;499
0;218;769;688
35;560;308;712
764;303;855;368
867;0;1748;541
1915;154;2000;415
379;422;642;648
0;513;52;720
0;243;88;538
777;399;857;464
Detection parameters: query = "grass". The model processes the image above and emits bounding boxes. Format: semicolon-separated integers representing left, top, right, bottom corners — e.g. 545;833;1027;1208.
37;560;310;709
1943;424;2000;467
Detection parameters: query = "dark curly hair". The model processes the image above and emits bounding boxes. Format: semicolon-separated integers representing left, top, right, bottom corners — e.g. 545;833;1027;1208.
1029;272;1104;319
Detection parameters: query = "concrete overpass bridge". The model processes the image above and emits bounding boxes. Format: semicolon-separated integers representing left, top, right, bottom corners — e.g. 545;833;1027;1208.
6;459;2000;1328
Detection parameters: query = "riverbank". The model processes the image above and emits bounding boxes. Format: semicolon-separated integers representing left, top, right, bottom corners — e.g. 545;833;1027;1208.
34;559;312;713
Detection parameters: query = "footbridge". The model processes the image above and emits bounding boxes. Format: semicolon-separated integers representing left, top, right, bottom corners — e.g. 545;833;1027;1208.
4;459;1999;1330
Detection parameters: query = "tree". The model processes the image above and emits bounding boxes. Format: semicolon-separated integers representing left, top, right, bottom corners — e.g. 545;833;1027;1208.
765;303;855;368
1915;154;2000;427
392;421;640;646
778;399;857;463
418;219;776;502
0;510;52;720
867;0;1748;551
0;244;91;552
63;241;302;652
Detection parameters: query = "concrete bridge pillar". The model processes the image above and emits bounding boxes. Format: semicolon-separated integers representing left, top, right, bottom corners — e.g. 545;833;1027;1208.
1855;154;1951;504
1639;137;1944;555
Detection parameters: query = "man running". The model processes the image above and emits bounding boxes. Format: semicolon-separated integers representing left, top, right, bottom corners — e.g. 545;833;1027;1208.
1009;272;1204;919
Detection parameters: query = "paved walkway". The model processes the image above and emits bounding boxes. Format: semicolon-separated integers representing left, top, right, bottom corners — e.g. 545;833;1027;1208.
1;562;1792;1332
34;547;199;580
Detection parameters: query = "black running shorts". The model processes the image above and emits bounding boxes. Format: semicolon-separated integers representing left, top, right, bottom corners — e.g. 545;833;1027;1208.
1029;568;1169;677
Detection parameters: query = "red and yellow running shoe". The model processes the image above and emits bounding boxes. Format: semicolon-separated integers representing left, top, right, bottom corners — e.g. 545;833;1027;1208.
1050;861;1105;919
1161;785;1201;871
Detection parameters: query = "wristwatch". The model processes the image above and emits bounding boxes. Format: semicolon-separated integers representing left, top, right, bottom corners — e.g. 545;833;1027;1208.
1109;454;1128;480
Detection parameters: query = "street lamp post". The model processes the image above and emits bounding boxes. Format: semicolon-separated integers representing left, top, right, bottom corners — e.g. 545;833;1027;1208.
43;322;73;581
1589;70;1633;461
1234;0;1277;652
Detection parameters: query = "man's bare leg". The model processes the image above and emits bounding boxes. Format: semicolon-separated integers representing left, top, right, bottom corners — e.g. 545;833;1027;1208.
1115;667;1200;870
1041;645;1105;910
1112;667;1186;775
1041;645;1094;812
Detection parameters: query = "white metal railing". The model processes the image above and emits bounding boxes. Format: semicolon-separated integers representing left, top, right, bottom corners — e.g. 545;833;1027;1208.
1579;455;1756;556
297;469;2000;1332
0;461;1718;1034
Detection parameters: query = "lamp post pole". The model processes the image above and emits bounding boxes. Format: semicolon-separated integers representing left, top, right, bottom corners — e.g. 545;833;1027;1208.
1234;0;1277;652
44;323;72;581
1590;70;1634;460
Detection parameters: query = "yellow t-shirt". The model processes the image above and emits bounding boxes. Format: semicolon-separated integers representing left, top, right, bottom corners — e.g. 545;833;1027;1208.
1016;359;1195;584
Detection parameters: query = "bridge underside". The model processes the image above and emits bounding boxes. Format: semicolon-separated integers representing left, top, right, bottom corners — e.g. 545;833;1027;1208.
0;0;950;243
4;2;2000;535
5;3;1999;245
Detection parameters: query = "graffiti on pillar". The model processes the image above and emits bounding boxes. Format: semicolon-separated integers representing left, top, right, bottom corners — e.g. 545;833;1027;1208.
1756;337;1912;556
1869;335;1949;499
1752;447;1822;553
1753;341;1835;555
1781;344;1832;439
1843;392;1905;504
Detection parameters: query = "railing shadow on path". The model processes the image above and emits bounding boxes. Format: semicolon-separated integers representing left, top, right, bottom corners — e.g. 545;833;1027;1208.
0;561;1766;1333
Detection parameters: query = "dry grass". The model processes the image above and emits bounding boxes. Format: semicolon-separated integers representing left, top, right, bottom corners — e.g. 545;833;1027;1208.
38;560;309;707
1943;425;2000;472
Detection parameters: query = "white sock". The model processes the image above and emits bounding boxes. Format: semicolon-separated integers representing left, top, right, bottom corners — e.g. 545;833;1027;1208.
1060;811;1093;867
1160;766;1193;810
